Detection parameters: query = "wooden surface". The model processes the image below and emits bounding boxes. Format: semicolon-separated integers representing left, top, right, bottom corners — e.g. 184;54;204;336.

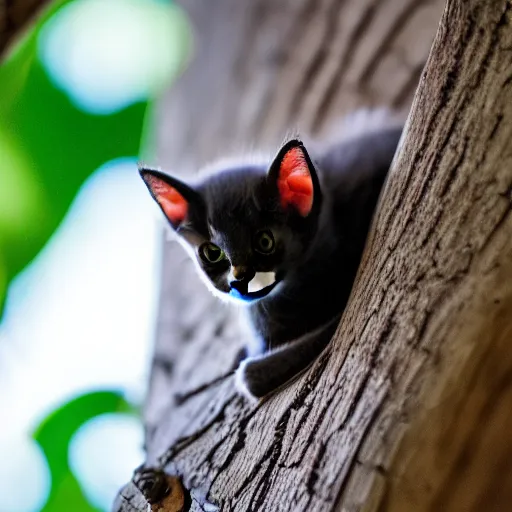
113;0;511;510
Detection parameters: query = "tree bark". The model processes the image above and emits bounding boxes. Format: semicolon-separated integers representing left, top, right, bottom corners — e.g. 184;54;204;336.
0;0;51;56
114;0;512;511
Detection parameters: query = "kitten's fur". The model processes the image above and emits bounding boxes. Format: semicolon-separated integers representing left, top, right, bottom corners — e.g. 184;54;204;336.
140;111;402;401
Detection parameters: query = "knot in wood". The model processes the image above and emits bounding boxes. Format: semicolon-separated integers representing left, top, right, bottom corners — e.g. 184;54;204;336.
133;466;170;504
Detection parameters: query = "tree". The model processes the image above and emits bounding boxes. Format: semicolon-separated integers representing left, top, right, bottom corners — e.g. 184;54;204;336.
114;0;512;510
0;0;52;54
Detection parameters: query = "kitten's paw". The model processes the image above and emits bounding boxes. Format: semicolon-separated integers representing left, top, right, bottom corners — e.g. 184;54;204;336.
234;359;261;404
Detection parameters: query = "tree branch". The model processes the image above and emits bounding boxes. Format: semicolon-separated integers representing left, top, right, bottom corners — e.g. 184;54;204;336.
114;0;512;510
0;0;52;57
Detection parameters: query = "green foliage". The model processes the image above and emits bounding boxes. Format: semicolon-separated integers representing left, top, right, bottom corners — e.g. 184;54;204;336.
33;390;136;512
0;1;191;510
0;0;190;317
0;5;147;316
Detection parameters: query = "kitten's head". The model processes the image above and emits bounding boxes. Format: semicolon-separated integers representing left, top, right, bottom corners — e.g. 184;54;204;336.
139;140;322;303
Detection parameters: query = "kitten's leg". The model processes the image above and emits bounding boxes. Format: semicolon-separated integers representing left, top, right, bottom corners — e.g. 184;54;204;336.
235;315;340;401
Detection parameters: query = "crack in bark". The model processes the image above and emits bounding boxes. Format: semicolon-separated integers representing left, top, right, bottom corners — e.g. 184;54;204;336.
160;395;241;465
229;352;331;508
439;135;469;197
379;3;477;241
207;405;261;490
174;369;235;406
489;114;504;141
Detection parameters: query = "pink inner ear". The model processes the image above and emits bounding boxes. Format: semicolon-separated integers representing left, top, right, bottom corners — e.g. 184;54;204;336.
147;175;188;227
277;147;314;216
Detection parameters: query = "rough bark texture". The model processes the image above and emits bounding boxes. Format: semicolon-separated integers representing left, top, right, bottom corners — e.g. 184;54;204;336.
0;0;50;56
114;0;512;511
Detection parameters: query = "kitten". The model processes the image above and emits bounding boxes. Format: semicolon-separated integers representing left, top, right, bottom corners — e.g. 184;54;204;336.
140;113;402;401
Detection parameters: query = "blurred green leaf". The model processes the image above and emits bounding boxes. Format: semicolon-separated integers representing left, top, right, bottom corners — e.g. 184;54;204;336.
0;0;72;103
0;0;191;317
0;58;148;316
33;390;136;512
0;1;191;510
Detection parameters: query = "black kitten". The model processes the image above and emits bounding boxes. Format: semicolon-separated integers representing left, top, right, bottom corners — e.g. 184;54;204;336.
140;113;402;401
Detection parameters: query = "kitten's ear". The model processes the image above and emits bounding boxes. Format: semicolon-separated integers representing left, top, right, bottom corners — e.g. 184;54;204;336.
267;139;319;217
139;167;198;229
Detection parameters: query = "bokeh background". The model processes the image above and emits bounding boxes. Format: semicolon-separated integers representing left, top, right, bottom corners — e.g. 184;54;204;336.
0;1;192;510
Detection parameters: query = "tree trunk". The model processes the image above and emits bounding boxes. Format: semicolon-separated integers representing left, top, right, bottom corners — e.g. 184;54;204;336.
0;0;51;56
114;0;512;511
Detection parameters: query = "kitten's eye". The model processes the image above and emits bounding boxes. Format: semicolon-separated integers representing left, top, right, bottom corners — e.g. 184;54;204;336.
254;230;275;254
200;243;225;263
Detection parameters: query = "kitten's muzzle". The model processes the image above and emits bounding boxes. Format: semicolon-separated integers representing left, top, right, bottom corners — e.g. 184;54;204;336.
230;279;249;295
232;266;255;282
229;267;278;301
230;266;255;295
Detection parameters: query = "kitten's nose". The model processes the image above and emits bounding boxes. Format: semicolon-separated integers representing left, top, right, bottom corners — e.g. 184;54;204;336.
232;265;255;282
230;266;255;294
